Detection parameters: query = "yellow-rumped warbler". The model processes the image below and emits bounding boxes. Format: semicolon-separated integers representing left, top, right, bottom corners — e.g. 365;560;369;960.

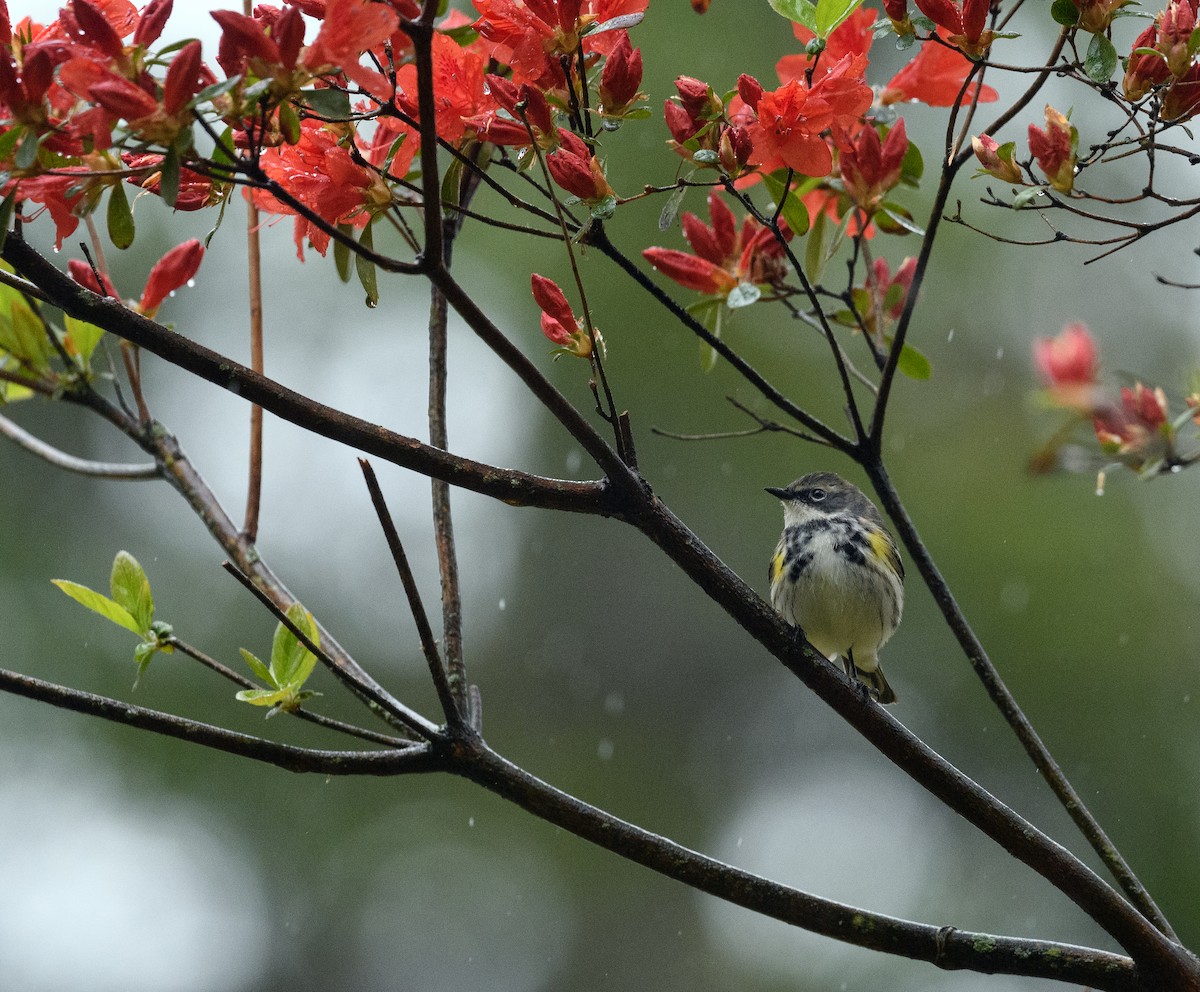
767;472;905;704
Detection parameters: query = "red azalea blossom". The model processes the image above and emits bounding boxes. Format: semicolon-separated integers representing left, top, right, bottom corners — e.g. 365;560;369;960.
138;238;204;316
881;40;998;106
394;31;488;146
855;255;917;337
837;118;908;213
472;0;648;88
1093;383;1172;466
1123;25;1171;100
642;190;791;296
546;128;614;202
1034;322;1098;404
598;31;643;116
531;272;594;357
1028;104;1076;192
912;0;994;57
254;119;393;257
123;152;217;210
303;0;400;99
971;133;1022;183
739;58;871;178
68;256;118;297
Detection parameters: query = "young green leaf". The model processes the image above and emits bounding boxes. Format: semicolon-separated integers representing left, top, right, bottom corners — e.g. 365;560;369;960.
768;0;818;32
51;580;144;637
658;181;690;231
269;602;320;689
109;551;154;634
106;182;135;250
239;648;276;687
897;341;932;379
356;221;379;308
726;282;762;309
64;315;105;368
761;171;813;236
815;0;864;39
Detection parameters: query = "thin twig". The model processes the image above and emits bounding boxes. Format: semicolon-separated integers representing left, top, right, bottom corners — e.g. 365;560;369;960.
358;459;461;725
0;412;159;479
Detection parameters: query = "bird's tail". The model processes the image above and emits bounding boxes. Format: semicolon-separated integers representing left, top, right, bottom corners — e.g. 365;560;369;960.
850;655;897;705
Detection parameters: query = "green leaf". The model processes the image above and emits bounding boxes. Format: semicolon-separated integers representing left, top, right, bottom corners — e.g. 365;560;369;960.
14;129;39;170
209;125;237;170
658;182;689;231
235;686;295;707
239;647;275;687
804;208;828;282
1085;32;1118;83
1050;0;1079;25
160;145;181;208
333;223;354;283
65;315;105;368
761;171;812;236
875;203;925;236
300;88;352;120
0;288;54;371
1012;185;1047;209
686;297;724;373
194;76;242;105
726;282;762;309
270;602;319;688
896;341;932;380
109;551;153;634
768;0;818;32
815;0;864;38
107;183;134;249
0;188;16;254
51;580;144;637
355;221;379;308
589;195;617;220
899;137;924;186
278;99;301;145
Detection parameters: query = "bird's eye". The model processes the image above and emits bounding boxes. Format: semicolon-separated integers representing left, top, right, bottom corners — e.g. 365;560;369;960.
809;488;826;502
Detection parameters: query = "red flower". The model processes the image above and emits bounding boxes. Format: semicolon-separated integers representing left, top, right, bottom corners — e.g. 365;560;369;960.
68;257;118;297
739;58;871;178
1123;25;1169;101
1093;383;1172;466
531;273;593;357
1034;323;1098;388
254;119;392;257
852;255;917;337
473;0;647;87
838;119;908;213
598;31;642;116
123;152;217;210
546;128;614;202
303;0;399;99
138;239;204;316
1028;104;1076;192
913;0;994;57
881;41;998;106
1162;63;1200;121
394;31;488;145
971;133;1021;183
642;190;790;296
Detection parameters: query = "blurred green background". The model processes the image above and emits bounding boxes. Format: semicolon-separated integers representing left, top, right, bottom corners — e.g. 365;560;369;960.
2;2;1199;990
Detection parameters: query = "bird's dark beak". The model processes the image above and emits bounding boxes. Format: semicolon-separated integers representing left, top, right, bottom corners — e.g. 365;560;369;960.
765;486;792;500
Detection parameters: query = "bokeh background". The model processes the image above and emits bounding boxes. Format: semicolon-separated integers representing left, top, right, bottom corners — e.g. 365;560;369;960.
1;2;1198;990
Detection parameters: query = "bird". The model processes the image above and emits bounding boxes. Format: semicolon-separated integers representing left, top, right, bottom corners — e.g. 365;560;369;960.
766;472;905;703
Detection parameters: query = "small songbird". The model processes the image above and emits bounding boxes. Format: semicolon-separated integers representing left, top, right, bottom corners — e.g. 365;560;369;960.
767;472;905;704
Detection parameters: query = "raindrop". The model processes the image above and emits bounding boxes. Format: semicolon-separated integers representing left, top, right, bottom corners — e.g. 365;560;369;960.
498;598;506;611
468;816;476;828
565;448;582;473
186;278;196;289
597;739;614;761
995;346;1004;360
947;329;955;342
365;296;377;309
603;691;624;716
